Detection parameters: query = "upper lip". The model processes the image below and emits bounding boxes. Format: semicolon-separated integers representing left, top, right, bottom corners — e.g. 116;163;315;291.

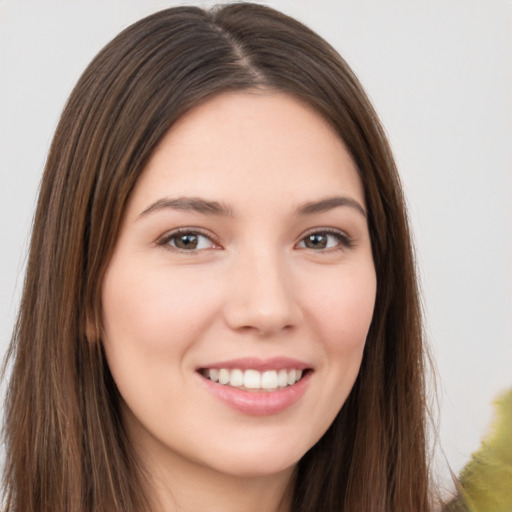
198;357;311;372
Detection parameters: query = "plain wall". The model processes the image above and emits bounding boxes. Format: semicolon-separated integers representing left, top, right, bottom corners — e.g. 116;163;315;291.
1;0;511;493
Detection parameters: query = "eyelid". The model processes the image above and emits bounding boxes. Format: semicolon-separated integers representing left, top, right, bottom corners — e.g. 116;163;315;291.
156;227;221;251
295;227;353;250
155;226;352;252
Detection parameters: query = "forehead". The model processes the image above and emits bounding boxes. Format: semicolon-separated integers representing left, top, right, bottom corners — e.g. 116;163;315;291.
128;91;364;215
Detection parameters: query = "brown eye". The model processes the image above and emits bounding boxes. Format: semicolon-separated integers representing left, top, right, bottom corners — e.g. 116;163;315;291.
297;230;352;251
304;233;328;249
161;231;216;251
173;233;199;250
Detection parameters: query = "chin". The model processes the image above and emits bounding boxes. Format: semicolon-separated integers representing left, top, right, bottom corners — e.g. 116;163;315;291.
213;453;298;479
200;434;310;478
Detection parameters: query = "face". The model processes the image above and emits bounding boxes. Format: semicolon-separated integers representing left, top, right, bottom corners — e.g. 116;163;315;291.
101;91;376;482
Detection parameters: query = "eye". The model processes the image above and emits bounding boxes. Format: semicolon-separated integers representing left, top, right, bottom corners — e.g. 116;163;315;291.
296;230;352;251
158;229;218;251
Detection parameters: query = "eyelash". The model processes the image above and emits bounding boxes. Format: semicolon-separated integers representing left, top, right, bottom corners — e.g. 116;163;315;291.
297;228;353;251
157;228;353;253
157;228;219;252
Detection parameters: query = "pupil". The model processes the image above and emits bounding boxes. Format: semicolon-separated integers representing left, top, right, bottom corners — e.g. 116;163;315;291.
306;234;327;249
176;234;198;249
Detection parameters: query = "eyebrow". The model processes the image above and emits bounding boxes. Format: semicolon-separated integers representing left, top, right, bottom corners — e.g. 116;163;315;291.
139;197;234;218
138;195;366;219
295;196;367;218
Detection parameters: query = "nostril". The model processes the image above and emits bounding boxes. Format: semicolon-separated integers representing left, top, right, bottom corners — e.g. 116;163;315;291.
224;301;302;336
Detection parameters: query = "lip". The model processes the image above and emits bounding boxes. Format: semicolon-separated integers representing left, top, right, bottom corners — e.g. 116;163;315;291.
198;356;310;372
196;357;312;416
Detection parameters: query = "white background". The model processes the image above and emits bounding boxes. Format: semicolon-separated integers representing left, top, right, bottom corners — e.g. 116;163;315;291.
1;0;511;494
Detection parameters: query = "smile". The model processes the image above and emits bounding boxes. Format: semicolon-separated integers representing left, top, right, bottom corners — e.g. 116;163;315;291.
197;357;312;415
201;368;304;391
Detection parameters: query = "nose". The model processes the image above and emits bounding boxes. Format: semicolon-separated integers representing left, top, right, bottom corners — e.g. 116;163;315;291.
223;247;303;336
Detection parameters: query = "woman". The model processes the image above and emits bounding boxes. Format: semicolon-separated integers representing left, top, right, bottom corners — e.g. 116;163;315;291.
2;4;432;511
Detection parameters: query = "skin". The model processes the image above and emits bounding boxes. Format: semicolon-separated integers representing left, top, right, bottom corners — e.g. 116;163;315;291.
101;91;377;512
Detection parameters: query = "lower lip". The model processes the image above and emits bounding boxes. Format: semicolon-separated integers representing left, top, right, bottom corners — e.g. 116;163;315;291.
199;372;311;416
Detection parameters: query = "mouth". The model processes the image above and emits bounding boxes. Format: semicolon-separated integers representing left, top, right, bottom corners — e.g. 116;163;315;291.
199;367;308;391
197;359;312;415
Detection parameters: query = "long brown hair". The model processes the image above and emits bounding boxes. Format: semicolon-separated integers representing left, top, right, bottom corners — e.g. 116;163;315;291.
3;4;432;511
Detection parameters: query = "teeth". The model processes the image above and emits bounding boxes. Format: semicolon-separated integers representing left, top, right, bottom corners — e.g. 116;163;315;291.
218;369;230;385
205;368;305;390
244;369;261;389
278;369;288;387
230;369;244;387
261;370;278;390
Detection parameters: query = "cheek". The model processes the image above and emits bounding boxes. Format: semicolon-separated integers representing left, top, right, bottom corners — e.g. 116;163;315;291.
293;265;376;445
100;260;224;420
100;265;228;437
101;261;221;354
310;266;376;354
